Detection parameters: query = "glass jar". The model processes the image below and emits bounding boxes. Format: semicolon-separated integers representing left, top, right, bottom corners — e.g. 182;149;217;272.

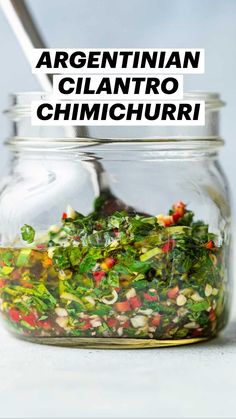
0;92;232;348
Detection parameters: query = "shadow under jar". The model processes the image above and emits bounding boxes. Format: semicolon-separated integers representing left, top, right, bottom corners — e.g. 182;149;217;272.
0;92;232;348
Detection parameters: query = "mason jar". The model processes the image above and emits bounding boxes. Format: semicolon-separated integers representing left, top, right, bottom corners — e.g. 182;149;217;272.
0;92;232;348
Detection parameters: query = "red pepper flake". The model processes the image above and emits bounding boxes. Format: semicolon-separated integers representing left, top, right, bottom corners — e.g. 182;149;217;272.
38;320;52;330
73;235;81;241
209;308;216;322
162;239;175;253
163;215;174;227
129;295;142;309
205;240;214;250
0;279;6;288
150;314;161;327
0;260;5;267
62;212;67;220
191;328;203;338
22;313;37;327
115;300;131;312
107;318;119;328
22;282;34;289
123;320;131;328
172;212;182;223
172;201;186;216
143;292;158;301
36;244;46;250
167;286;179;299
9;308;21;323
93;271;106;286
80;319;92;330
104;257;116;269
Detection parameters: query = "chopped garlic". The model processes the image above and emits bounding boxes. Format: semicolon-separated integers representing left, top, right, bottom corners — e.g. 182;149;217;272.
47;247;55;259
117;327;123;336
130;315;148;328
117;315;128;322
56;316;68;328
49;225;60;234
138;308;153;316
191;292;204;302
66;205;76;219
126;288;136;299
90;318;102;328
184;322;199;329
176;294;187;306
55;307;68;317
149;327;156;333
205;284;213;297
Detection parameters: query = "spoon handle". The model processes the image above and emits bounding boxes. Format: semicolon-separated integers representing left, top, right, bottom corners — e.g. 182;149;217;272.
0;0;52;91
0;0;88;137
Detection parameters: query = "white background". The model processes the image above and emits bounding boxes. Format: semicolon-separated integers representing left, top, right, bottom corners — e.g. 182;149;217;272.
0;0;236;213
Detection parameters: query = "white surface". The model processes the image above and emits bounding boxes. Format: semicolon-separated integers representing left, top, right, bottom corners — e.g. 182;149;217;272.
0;309;235;418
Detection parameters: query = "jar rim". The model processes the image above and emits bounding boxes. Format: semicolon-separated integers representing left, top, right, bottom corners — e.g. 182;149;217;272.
6;137;224;151
4;90;225;146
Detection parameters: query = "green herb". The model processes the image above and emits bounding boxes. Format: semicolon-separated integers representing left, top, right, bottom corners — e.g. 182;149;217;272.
21;225;35;244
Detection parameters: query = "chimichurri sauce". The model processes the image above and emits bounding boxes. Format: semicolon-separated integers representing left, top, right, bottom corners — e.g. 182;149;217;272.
0;202;229;340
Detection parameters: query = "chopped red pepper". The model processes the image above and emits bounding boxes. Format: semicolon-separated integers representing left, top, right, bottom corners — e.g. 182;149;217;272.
115;300;131;312
163;215;174;227
172;201;186;216
62;212;67;220
73;235;81;241
167;286;179;299
0;279;6;288
36;244;46;250
123;320;131;328
104;257;116;269
129;295;142;309
143;292;158;301
9;308;21;323
172;212;182;223
107;318;119;328
205;240;214;250
93;271;106;286
150;314;161;327
0;260;5;267
191;328;203;338
22;313;37;327
22;282;33;289
38;320;52;330
209;308;216;322
80;319;92;330
162;239;175;253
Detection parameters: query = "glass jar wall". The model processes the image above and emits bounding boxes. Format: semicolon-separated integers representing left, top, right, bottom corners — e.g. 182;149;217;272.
0;93;232;348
